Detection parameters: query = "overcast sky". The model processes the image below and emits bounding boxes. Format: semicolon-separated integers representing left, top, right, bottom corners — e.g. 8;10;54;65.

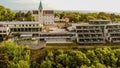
0;0;120;12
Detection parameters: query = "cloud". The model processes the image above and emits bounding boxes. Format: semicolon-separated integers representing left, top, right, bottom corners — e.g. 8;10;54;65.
8;0;61;10
9;0;40;4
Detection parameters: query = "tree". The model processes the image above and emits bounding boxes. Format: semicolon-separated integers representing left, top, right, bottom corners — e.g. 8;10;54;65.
40;60;52;68
114;49;120;67
86;50;98;65
0;41;30;68
14;33;20;38
25;11;35;21
97;12;110;20
14;11;35;21
16;60;29;68
95;48;117;67
15;11;24;21
0;5;15;21
55;13;60;17
95;63;106;68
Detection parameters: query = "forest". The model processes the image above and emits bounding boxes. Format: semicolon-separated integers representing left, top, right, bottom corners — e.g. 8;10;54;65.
1;41;120;68
55;12;120;23
0;41;30;68
1;5;120;23
0;5;34;21
31;47;120;68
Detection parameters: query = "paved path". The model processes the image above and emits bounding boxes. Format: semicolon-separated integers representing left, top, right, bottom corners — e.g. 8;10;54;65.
29;41;46;50
17;41;46;50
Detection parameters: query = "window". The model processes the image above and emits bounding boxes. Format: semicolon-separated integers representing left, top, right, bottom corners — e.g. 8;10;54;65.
3;31;6;33
26;25;28;27
22;24;24;27
36;24;39;26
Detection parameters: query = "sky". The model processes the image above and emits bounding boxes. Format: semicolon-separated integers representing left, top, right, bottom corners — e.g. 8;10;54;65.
0;0;120;13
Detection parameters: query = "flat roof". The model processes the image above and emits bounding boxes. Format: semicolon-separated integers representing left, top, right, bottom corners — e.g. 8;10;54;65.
40;32;75;34
0;22;40;25
73;22;120;27
106;22;120;25
74;23;105;26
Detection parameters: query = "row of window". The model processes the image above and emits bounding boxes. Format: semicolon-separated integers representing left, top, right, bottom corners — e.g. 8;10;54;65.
76;26;103;29
77;30;102;33
110;34;120;37
14;24;39;27
108;29;120;33
0;31;6;33
106;25;120;29
40;34;74;37
79;38;104;42
78;34;103;37
112;38;120;40
5;24;40;27
11;28;41;32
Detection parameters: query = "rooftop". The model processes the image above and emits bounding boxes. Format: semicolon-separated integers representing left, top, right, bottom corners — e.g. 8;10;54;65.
39;1;43;10
0;22;41;25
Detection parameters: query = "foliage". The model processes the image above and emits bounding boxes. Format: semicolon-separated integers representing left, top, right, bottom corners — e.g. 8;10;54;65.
0;5;35;21
31;48;120;68
0;41;30;68
1;41;120;68
55;11;120;22
0;5;15;21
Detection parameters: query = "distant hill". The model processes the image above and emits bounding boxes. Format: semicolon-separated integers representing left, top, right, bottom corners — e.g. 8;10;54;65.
12;10;30;13
54;10;120;15
12;10;120;15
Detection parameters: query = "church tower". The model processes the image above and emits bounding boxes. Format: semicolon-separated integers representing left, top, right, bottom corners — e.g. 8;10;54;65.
38;1;43;24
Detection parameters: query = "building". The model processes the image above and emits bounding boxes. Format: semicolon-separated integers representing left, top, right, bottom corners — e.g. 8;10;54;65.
0;26;10;40
1;1;120;44
39;32;75;43
39;27;75;43
0;22;43;38
32;1;54;25
76;20;111;44
54;16;69;23
106;23;120;43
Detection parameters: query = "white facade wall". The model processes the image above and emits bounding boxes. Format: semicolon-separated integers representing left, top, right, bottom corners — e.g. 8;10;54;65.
76;25;106;44
0;27;10;35
43;15;54;25
106;24;120;43
33;10;54;25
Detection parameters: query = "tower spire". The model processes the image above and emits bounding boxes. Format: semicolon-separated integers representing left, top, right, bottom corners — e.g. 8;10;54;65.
39;1;43;10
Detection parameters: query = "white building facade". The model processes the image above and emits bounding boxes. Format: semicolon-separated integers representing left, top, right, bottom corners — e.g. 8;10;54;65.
75;20;113;44
32;1;54;25
0;22;43;38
